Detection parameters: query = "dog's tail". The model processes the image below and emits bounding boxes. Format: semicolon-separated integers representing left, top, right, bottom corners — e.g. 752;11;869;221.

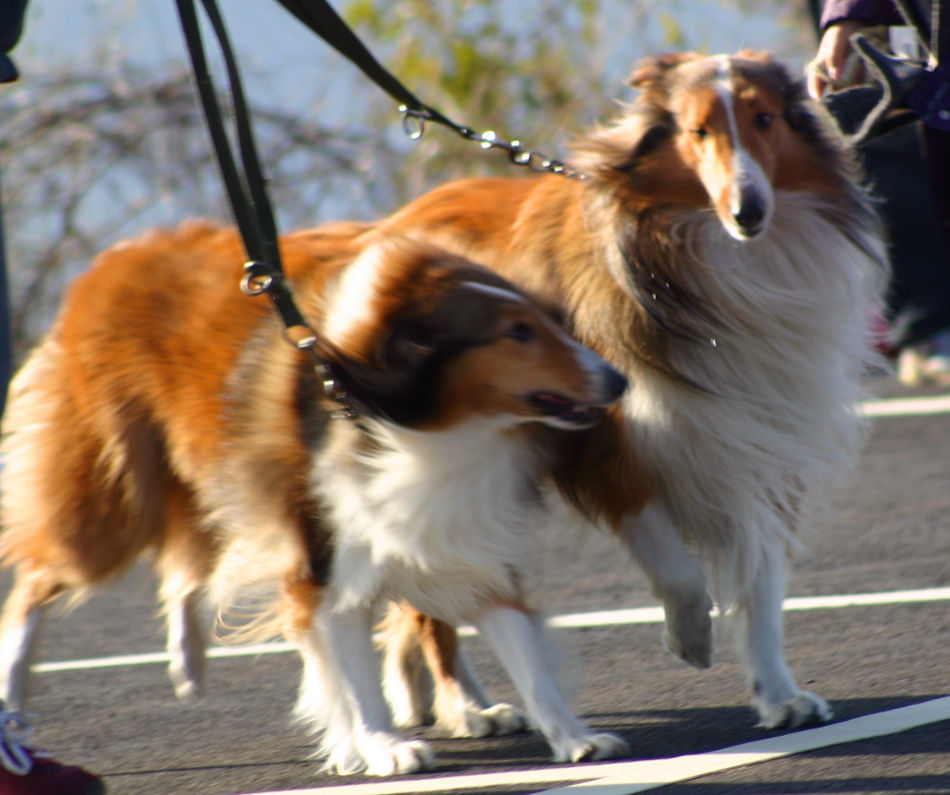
208;529;308;645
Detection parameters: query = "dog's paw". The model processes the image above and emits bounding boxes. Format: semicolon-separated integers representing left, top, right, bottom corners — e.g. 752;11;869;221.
444;702;528;738
755;690;833;729
555;732;630;764
663;590;714;669
168;661;204;703
361;738;436;777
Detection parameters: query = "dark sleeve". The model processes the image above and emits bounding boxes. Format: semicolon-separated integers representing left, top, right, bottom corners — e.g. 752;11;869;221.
819;0;904;30
1;0;30;83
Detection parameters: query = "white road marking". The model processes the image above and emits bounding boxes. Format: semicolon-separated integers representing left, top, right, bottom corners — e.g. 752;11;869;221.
33;587;950;674
33;642;296;673
535;696;950;795
229;696;950;795
860;393;950;417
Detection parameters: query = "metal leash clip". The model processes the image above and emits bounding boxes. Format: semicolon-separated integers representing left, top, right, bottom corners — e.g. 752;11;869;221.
241;261;357;421
241;260;275;296
399;105;429;140
318;361;357;420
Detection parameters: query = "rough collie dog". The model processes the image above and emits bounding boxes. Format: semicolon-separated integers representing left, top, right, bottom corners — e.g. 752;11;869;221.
0;222;629;775
374;50;888;731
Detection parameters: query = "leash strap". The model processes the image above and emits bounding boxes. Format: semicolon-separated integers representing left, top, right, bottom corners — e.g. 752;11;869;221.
176;0;279;272
274;0;453;129
175;0;355;418
273;0;582;178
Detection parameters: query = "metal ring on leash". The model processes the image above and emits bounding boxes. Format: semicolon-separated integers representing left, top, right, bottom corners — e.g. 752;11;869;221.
241;261;274;296
399;106;427;140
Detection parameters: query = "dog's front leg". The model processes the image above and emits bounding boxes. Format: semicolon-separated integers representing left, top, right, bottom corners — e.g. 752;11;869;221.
474;606;628;763
617;502;713;669
741;540;833;729
320;602;435;776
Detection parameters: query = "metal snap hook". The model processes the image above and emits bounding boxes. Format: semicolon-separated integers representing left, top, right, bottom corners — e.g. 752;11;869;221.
241;261;274;296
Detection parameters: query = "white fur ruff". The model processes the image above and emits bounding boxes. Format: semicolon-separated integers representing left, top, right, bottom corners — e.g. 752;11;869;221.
622;191;885;608
314;420;541;623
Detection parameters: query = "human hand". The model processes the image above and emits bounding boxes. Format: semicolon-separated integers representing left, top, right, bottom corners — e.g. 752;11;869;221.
806;20;862;99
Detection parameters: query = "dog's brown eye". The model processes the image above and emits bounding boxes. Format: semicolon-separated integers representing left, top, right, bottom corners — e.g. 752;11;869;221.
691;127;708;141
506;322;535;342
754;112;774;130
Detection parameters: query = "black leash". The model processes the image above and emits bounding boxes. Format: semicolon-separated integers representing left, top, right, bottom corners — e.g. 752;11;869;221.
175;0;356;418
174;0;583;418
273;0;583;179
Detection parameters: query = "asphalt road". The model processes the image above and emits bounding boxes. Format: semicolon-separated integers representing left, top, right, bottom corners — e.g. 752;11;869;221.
3;375;949;795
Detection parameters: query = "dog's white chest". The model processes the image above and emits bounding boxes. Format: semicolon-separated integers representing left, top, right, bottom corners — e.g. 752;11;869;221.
314;422;542;623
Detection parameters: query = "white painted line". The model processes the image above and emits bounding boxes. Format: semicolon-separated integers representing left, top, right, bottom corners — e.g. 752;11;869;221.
780;587;950;610
33;587;950;674
235;766;597;795
33;642;295;674
466;605;665;635
535;695;950;794
229;696;950;795
520;586;950;634
860;393;950;417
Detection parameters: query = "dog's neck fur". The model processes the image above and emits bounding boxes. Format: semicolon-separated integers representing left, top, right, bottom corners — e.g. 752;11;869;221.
312;417;546;622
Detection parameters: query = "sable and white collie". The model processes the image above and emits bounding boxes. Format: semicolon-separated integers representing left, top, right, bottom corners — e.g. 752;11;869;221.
373;50;888;731
0;223;629;775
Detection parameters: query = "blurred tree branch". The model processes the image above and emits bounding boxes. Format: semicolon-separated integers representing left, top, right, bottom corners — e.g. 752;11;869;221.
1;66;399;353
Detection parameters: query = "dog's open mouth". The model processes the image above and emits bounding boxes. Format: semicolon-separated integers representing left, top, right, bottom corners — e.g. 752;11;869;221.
528;391;602;426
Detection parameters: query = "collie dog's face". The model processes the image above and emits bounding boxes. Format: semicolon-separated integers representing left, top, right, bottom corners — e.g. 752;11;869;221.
580;51;837;242
659;54;788;240
321;241;627;430
423;280;628;430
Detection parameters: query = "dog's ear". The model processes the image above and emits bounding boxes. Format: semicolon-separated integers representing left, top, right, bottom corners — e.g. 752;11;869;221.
628;52;697;91
384;332;435;375
315;332;434;424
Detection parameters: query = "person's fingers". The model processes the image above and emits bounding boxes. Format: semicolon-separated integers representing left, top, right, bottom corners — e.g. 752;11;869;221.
824;20;861;80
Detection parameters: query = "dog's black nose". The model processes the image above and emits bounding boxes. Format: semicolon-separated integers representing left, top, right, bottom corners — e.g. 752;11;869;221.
734;191;766;233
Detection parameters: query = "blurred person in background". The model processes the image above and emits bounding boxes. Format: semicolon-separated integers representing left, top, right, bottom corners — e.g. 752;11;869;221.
808;0;950;386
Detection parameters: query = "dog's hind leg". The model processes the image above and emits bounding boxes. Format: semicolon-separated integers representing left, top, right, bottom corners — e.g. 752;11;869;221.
433;642;528;738
162;589;206;703
377;604;432;729
618;502;714;669
0;570;65;711
156;485;215;703
474;606;628;764
741;539;832;729
379;604;527;737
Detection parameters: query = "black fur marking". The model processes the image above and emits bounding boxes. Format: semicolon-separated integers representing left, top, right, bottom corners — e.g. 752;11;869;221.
324;282;517;428
615;123;674;173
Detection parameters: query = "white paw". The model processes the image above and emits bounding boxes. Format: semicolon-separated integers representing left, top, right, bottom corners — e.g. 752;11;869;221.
168;663;204;703
755;690;833;729
662;591;713;670
331;736;436;777
555;732;630;764
451;702;528;738
364;739;436;777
